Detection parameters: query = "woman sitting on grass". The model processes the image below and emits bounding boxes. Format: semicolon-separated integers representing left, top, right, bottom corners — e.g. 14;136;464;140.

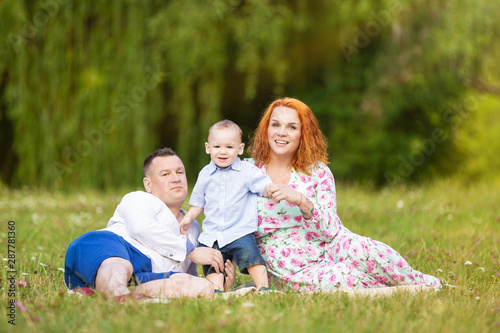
247;97;442;293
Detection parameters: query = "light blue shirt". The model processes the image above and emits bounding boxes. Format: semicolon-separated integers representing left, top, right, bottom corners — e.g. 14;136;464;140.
189;157;271;248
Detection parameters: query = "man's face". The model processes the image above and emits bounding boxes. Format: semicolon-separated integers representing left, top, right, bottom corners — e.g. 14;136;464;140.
143;155;188;207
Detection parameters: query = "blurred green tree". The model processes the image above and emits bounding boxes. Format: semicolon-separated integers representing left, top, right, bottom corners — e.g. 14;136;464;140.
0;0;498;189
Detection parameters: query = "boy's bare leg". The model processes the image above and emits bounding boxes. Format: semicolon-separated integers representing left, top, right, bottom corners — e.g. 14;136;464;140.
135;273;214;299
205;272;224;291
247;264;269;289
95;257;134;298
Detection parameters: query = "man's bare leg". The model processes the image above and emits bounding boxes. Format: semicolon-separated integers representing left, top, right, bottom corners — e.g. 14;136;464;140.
95;257;133;298
135;273;214;299
247;264;269;289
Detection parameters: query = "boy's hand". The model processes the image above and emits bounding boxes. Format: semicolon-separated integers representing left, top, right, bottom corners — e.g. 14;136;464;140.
179;217;191;236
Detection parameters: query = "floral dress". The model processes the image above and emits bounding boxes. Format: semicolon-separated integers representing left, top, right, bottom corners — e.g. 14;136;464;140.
249;159;441;292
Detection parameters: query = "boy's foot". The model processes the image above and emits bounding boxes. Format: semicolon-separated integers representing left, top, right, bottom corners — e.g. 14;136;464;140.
113;292;154;303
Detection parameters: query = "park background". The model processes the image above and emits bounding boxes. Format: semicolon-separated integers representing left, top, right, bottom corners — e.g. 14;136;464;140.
1;0;499;191
1;1;500;332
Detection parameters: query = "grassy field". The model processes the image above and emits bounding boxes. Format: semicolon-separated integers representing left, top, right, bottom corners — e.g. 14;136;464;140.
1;179;499;332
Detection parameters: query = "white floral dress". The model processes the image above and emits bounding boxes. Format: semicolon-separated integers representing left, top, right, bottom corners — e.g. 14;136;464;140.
249;159;441;292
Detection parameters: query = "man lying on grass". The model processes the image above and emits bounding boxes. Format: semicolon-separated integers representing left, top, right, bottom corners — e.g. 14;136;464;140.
64;147;235;301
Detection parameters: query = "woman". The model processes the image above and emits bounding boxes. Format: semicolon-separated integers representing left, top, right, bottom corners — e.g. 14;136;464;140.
247;97;441;292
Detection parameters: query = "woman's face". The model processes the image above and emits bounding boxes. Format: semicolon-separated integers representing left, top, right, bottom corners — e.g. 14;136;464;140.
267;106;301;160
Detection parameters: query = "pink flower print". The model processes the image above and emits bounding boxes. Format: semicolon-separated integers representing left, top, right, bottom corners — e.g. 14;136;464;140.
267;247;277;258
267;260;273;268
269;234;281;240
335;242;341;254
291;258;304;268
351;261;360;269
361;241;370;254
327;247;334;261
375;275;388;284
391;274;403;283
377;252;385;260
265;216;279;226
285;201;294;207
318;271;326;281
305;232;313;241
319;241;326;248
351;246;361;257
314;222;321;230
318;169;326;178
257;215;263;226
397;259;407;268
259;247;265;254
294;216;303;223
277;260;285;269
310;231;321;238
304;221;310;229
300;274;314;281
318;193;328;204
366;260;375;273
320;179;331;191
346;275;357;288
306;187;315;198
339;256;345;262
289;184;298;190
408;273;415;280
292;235;303;243
300;175;311;183
328;273;337;284
264;201;277;210
304;246;318;257
292;282;300;291
342;239;351;251
263;227;277;234
387;263;395;272
254;232;262;238
281;248;291;257
323;230;333;238
385;248;394;255
293;248;305;257
313;210;319;219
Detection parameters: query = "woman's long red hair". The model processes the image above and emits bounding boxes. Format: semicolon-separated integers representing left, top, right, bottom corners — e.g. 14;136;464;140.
248;97;329;175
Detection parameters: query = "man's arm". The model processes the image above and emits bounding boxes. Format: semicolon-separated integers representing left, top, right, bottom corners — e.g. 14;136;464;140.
180;206;204;236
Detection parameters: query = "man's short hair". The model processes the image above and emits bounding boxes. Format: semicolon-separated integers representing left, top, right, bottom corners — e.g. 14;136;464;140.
143;147;178;177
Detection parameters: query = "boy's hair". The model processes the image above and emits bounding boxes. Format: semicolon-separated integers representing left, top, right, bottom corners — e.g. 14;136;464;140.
143;147;178;176
208;120;242;140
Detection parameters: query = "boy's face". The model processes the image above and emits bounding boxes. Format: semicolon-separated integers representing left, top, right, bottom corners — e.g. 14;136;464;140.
205;128;244;169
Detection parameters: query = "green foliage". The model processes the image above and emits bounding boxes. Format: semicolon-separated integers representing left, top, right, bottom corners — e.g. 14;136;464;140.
1;180;499;331
0;0;499;189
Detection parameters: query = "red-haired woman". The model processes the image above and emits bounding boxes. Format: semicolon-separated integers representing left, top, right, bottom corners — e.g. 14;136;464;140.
247;97;441;293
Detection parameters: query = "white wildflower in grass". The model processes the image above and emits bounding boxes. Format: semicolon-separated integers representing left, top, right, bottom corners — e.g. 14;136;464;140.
22;273;29;276
225;310;232;314
58;268;65;272
40;263;47;267
242;302;255;307
465;261;472;266
154;320;165;328
478;267;485;272
397;200;404;209
436;269;443;272
3;258;7;261
475;297;480;300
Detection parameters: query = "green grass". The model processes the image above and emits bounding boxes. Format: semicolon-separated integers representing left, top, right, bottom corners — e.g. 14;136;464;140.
1;179;499;332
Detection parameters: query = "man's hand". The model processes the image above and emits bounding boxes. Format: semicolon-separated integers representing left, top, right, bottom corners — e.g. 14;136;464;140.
186;248;224;273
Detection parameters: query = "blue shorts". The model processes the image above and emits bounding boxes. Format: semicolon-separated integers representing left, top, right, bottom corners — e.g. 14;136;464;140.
200;233;266;276
64;230;176;289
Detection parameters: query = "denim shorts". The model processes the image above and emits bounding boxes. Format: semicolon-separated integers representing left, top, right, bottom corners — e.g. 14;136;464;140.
199;232;266;276
64;230;176;289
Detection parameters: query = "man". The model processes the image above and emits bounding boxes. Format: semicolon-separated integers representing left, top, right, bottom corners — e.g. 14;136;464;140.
64;148;234;300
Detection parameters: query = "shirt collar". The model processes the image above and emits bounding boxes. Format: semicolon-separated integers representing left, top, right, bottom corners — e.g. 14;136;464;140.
208;157;242;174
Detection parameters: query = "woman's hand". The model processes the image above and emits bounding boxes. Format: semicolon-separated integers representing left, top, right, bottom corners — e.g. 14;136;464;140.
268;183;314;220
268;183;301;205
